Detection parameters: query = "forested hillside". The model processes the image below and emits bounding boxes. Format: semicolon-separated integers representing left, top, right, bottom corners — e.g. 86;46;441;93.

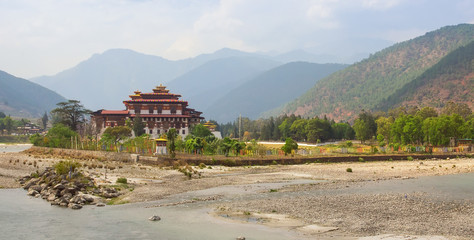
0;70;66;117
205;62;347;122
379;40;473;111
269;24;474;121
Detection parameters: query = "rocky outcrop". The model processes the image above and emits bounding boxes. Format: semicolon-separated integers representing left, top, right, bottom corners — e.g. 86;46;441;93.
19;168;122;209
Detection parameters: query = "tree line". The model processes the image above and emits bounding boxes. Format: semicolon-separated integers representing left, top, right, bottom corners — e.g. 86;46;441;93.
215;102;473;147
218;115;354;143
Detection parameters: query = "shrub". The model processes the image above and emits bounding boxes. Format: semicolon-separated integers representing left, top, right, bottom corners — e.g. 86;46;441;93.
358;157;365;162
199;163;206;169
407;156;414;161
345;141;353;147
346;168;353;172
116;177;128;184
54;160;81;175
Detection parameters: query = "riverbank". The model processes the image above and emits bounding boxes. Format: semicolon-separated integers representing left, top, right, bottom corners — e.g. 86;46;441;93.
0;145;473;239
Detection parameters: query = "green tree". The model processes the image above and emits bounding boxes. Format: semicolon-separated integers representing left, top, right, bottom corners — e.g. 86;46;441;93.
375;116;393;143
3;116;13;134
0;112;6;118
290;119;307;141
132;115;146;137
41;111;49;130
353;111;377;143
278;119;292;140
281;137;298;155
306;118;332;142
42;124;78;148
220;137;233;157
416;107;438;120
166;128;178;159
232;140;246;155
101;126;132;145
51;100;91;131
191;124;212;138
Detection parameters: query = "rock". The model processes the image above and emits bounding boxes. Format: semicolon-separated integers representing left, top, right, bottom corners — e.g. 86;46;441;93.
68;203;83;209
53;183;65;190
149;215;161;221
96;203;106;207
30;185;43;192
27;189;39;196
23;179;38;190
47;193;57;201
81;194;95;203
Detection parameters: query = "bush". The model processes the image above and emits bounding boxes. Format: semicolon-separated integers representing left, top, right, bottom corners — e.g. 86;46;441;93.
198;163;206;169
53;160;81;175
407;156;414;161
116;177;128;184
346;168;353;172
358;157;365;162
345;141;353;147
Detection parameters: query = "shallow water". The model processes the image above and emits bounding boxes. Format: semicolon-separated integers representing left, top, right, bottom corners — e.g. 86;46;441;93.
0;189;305;240
0;144;32;153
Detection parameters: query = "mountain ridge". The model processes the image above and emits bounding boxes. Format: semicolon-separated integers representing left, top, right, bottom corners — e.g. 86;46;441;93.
267;23;474;121
0;70;66;118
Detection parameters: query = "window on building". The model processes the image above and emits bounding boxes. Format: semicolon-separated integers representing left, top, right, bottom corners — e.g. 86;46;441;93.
171;106;176;114
182;129;185;134
157;106;162;114
149;107;153;114
149;129;153;134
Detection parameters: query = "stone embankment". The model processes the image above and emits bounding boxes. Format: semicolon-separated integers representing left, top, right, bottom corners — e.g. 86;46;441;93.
19;168;121;209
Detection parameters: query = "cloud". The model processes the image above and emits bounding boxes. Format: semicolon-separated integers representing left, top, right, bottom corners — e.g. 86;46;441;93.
361;0;403;10
0;0;471;78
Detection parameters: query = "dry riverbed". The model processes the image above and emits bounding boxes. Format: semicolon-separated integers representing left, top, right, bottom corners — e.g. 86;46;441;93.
1;148;473;239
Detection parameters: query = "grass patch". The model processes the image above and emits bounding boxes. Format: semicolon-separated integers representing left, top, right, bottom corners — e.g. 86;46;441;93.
269;189;278;193
107;198;130;205
116;177;128;184
346;168;353;173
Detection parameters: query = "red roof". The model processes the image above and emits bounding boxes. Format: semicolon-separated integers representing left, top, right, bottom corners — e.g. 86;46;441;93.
124;99;187;103
101;110;129;115
130;114;191;118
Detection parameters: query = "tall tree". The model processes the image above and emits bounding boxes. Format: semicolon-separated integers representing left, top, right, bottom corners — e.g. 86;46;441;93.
166;128;178;159
132;114;146;137
3;116;13;134
41;111;49;130
353;111;377;143
50;100;91;131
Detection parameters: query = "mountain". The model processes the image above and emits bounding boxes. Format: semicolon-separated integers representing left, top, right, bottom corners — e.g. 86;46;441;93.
205;62;348;123
166;56;281;112
0;70;66;118
32;49;188;111
267;24;474;121
31;48;279;111
379;40;474;110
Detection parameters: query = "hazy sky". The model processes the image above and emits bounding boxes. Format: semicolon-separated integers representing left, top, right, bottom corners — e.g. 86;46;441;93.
0;0;472;79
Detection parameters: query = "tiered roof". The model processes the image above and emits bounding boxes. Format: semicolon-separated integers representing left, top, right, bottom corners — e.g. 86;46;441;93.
124;84;187;104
